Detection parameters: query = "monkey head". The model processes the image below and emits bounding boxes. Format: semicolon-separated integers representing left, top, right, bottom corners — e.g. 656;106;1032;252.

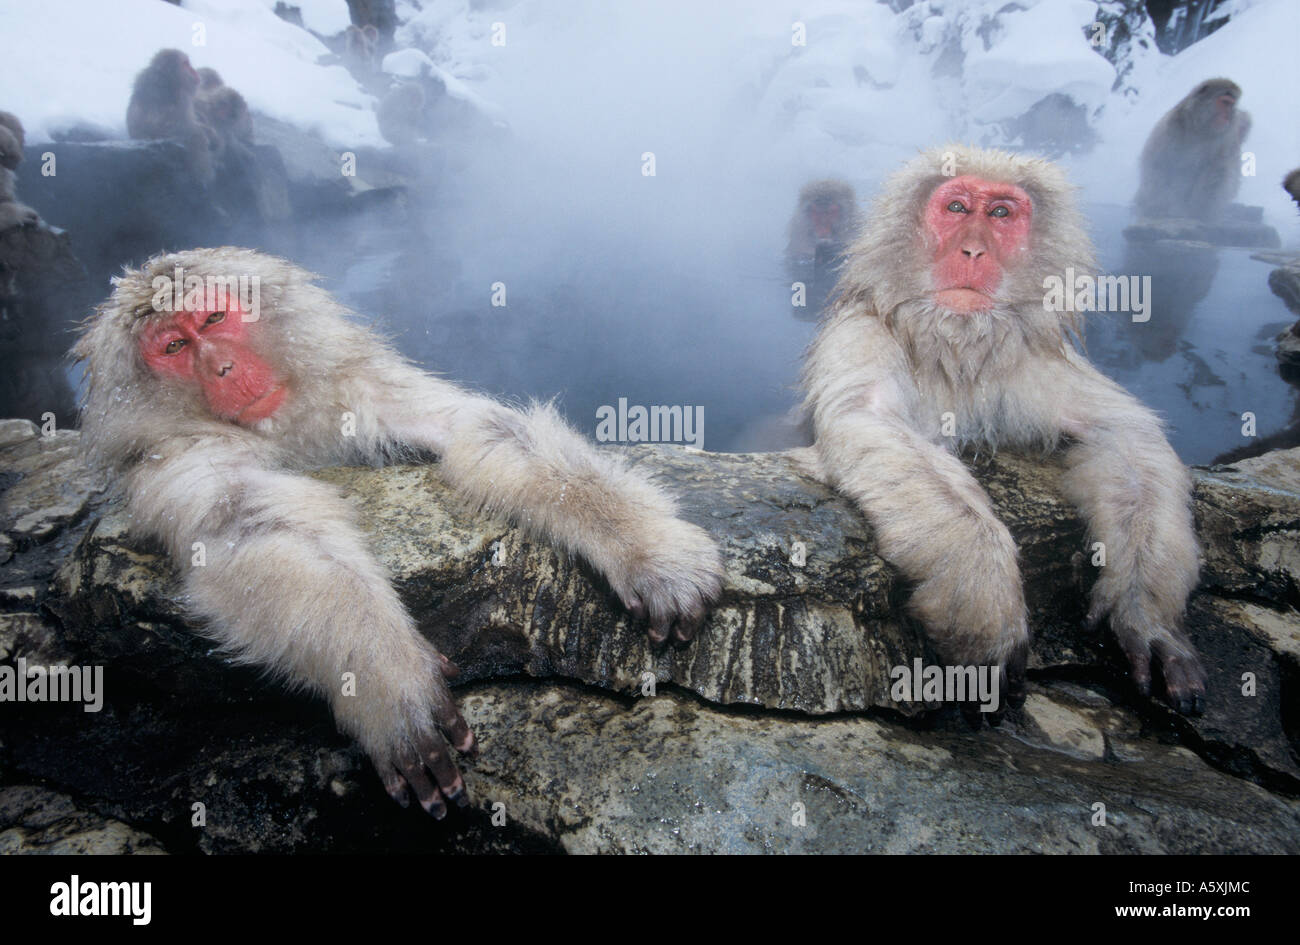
148;49;201;95
796;179;857;244
0;126;21;172
1188;78;1241;131
832;145;1095;372
76;248;373;470
923;175;1032;314
196;67;224;92
138;302;286;426
0;111;25;171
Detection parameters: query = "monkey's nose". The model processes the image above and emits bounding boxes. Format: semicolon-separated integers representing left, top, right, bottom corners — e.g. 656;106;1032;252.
962;246;985;260
218;362;234;377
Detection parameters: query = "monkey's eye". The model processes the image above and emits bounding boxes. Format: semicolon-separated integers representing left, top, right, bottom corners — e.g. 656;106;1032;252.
204;311;226;326
164;339;186;355
946;200;967;213
988;205;1010;218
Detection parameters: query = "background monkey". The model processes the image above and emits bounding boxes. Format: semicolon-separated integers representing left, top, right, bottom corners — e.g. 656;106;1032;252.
76;247;723;816
1133;77;1250;223
785;178;861;285
126;49;216;186
1284;167;1300;211
343;24;381;75
803;145;1204;714
0;110;40;230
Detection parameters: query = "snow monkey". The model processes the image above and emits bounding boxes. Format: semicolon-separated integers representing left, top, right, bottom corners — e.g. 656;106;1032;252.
0;110;40;230
1284;168;1300;211
1133;77;1250;223
785;178;861;283
802;146;1204;714
125;49;216;186
76;248;723;817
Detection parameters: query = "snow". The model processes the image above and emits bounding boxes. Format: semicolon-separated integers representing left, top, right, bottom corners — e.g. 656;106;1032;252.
962;0;1115;123
0;0;1295;231
0;0;381;148
1080;0;1300;229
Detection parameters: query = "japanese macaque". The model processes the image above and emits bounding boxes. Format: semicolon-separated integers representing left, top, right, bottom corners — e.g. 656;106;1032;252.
75;247;722;816
196;67;224;93
343;24;381;74
1133;78;1250;223
196;85;254;163
126;49;215;186
1284;168;1300;211
803;145;1205;714
786;179;860;279
0;111;40;230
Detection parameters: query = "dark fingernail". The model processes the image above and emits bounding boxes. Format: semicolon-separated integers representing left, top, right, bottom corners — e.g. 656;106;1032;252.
447;787;470;808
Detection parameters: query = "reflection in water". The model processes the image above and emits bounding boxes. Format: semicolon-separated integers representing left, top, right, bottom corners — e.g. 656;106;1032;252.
1108;238;1219;363
1083;204;1299;465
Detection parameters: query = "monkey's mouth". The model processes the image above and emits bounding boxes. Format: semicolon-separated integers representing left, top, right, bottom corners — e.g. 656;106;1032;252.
933;287;994;313
234;385;288;425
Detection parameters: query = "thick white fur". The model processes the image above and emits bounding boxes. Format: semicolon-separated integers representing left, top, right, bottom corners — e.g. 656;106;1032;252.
803;146;1202;702
76;247;722;787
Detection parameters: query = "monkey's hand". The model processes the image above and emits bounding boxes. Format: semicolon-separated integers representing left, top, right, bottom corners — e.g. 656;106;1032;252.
907;517;1031;705
607;517;724;645
1087;596;1206;715
408;396;726;645
1059;365;1205;715
334;644;476;818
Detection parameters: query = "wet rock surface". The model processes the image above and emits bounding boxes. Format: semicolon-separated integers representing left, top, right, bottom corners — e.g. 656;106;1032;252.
1;422;1297;853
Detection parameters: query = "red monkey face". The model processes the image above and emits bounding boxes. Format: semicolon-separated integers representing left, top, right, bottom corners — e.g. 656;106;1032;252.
139;304;287;425
923;175;1033;314
807;199;843;241
1213;91;1237;128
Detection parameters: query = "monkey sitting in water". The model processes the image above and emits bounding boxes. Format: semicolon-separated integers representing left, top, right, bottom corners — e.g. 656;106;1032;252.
804;145;1205;714
76;247;723;816
785;179;860;281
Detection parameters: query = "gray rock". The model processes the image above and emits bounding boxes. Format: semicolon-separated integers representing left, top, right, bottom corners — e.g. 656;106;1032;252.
0;784;165;854
1125;214;1280;249
3;429;1299;852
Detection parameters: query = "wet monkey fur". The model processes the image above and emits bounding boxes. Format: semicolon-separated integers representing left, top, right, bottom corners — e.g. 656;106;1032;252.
76;248;723;816
802;146;1205;714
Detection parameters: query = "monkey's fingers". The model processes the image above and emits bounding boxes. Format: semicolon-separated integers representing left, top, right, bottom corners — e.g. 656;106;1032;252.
618;592;648;623
1002;644;1028;709
382;769;412;809
1082;601;1110;632
394;747;447;819
672;600;708;643
415;730;469;810
1117;636;1153;698
435;699;477;757
648;611;672;645
1152;639;1207;716
437;652;462;680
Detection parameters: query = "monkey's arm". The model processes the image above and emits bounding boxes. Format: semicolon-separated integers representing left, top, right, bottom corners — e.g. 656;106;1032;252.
126;438;473;816
1057;357;1204;712
805;313;1028;675
364;368;723;643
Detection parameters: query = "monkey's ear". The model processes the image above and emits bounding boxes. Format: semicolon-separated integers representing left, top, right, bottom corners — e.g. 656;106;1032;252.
363;25;379;40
